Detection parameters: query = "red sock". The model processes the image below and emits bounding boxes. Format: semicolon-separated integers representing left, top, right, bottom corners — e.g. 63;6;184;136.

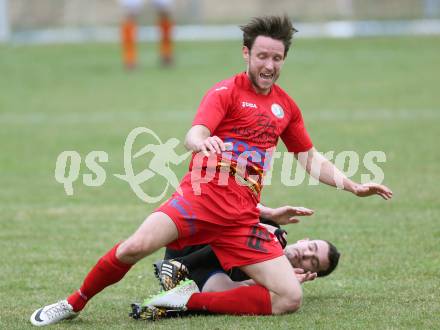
67;243;132;312
187;285;272;315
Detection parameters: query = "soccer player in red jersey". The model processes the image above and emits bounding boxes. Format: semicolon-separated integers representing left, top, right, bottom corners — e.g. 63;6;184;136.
30;16;393;326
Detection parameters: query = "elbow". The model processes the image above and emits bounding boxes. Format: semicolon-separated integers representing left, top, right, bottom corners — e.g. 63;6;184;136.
184;131;192;151
183;139;190;151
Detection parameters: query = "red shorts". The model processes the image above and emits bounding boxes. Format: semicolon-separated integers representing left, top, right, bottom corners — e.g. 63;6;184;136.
156;194;284;270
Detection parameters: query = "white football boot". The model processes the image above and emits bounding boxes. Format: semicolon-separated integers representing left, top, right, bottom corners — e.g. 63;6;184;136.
143;279;199;311
30;300;78;326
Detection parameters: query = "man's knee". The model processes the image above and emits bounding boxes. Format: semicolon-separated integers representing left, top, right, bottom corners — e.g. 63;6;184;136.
272;288;302;315
283;292;302;313
117;235;155;263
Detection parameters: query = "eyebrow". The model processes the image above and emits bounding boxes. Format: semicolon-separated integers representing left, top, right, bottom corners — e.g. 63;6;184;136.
257;50;283;57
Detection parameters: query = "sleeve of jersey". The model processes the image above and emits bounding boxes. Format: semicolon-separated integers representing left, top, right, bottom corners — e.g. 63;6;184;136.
280;101;313;153
192;87;230;134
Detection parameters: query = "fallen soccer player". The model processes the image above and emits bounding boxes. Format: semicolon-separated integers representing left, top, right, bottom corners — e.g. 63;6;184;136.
130;216;340;320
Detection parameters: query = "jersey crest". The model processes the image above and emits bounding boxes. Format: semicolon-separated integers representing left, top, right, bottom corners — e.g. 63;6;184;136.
271;103;284;119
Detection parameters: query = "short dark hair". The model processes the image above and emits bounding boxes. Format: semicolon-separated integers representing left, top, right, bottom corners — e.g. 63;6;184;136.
240;15;298;57
317;240;340;277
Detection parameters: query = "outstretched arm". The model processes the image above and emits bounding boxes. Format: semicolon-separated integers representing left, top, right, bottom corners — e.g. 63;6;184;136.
296;147;393;200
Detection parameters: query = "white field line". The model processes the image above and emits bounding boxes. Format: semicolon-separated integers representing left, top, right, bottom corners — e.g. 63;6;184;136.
0;109;439;125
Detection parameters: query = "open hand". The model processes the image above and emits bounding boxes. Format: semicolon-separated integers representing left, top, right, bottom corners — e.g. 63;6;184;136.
269;206;314;225
353;182;393;200
195;136;232;156
294;268;317;284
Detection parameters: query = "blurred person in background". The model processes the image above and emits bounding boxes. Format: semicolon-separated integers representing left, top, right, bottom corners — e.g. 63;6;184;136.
152;0;174;66
119;0;145;69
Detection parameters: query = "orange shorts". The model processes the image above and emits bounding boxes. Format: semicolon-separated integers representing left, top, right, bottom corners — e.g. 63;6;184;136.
156;194;284;270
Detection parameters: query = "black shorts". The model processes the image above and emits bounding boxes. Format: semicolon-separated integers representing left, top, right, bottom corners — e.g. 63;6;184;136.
163;217;280;290
164;245;249;290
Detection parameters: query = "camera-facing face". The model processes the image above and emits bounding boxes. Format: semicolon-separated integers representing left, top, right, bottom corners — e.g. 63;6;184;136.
243;36;285;95
284;239;330;274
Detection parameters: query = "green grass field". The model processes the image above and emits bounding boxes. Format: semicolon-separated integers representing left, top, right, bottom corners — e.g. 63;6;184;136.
1;36;439;329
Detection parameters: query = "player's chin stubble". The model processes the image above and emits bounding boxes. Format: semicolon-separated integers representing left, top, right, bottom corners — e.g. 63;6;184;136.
248;69;272;93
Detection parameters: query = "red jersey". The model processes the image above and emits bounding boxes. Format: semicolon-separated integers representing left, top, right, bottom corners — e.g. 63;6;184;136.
193;72;312;158
169;72;313;226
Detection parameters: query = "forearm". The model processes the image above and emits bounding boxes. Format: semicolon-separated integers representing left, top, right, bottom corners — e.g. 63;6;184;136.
298;148;357;193
295;148;393;199
257;203;274;219
316;155;357;193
